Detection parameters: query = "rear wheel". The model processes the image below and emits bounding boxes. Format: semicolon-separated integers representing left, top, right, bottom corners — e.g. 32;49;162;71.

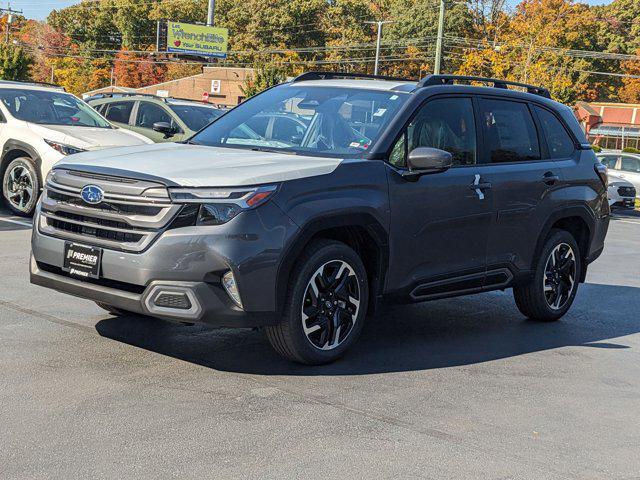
2;157;40;216
514;229;581;322
266;239;369;365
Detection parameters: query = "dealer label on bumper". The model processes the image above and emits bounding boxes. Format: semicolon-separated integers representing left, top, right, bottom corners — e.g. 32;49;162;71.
63;243;102;279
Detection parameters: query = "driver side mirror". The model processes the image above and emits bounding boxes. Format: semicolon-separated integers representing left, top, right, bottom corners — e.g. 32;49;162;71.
153;121;176;139
403;147;452;181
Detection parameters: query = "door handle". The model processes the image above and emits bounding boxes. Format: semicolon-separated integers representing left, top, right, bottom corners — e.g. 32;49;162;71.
543;172;560;185
470;174;492;200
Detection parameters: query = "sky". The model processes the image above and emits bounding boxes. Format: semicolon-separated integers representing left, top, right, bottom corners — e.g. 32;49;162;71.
9;0;615;21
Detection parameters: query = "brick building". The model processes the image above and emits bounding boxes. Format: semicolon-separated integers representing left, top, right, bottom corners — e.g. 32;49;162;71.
575;101;640;150
84;66;254;107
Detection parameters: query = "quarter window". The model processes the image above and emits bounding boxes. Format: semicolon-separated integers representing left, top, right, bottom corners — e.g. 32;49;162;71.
391;97;476;167
534;106;575;158
479;99;540;163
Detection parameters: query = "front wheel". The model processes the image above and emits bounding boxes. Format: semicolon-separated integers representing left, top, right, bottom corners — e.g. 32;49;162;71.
266;240;369;365
514;229;581;322
2;157;40;216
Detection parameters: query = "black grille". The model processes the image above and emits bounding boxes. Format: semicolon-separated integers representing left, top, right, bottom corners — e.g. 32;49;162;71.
45;209;153;232
37;262;145;294
46;218;144;243
47;190;163;216
617;186;636;198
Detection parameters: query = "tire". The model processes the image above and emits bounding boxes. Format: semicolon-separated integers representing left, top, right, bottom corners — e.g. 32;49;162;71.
266;239;369;365
514;229;581;322
95;302;134;317
2;157;40;216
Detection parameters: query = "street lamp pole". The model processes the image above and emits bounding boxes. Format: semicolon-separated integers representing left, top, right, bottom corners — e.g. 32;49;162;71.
365;20;393;76
207;0;215;26
434;0;446;74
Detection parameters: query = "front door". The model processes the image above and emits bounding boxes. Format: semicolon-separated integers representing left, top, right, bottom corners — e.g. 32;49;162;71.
131;101;185;143
386;96;493;298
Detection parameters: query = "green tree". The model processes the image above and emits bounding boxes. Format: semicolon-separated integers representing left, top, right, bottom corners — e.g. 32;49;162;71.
241;63;286;98
0;44;33;81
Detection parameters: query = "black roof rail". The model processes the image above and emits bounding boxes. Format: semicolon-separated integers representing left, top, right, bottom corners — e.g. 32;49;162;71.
86;91;228;107
418;74;551;99
292;71;415;83
0;79;65;91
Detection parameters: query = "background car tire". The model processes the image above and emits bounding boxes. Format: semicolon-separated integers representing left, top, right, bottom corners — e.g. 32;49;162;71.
513;229;581;322
2;157;40;217
266;239;369;365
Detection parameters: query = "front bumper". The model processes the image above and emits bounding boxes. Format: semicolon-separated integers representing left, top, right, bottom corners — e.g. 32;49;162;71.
30;203;299;327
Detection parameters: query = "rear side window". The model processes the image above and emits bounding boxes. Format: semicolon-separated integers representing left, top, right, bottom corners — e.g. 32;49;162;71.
479;99;540;163
534;106;575;158
104;101;134;124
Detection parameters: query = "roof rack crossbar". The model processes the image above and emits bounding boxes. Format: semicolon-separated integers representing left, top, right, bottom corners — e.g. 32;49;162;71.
418;74;551;99
292;71;414;83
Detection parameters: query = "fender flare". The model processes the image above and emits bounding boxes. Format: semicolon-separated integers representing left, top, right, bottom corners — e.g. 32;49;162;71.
274;212;389;314
532;204;596;276
1;139;43;177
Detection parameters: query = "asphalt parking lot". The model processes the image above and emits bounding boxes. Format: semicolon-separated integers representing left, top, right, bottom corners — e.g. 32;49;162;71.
1;206;639;480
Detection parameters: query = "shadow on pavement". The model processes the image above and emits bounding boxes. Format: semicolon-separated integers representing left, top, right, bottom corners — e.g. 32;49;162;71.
95;282;640;376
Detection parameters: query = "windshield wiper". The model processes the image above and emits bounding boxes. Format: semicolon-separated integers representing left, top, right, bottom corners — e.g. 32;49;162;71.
250;146;298;155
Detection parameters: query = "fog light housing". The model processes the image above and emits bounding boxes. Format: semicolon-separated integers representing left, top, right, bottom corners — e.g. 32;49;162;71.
222;270;243;309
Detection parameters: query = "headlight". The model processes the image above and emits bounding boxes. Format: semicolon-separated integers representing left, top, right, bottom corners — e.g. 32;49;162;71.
45;139;86;156
168;185;277;226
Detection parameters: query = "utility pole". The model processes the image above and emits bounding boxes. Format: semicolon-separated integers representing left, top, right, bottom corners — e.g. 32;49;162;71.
207;0;215;26
434;0;445;74
364;20;393;76
1;4;23;44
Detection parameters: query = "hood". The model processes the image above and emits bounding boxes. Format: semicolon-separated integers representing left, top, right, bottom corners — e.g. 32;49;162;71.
54;143;343;187
28;123;152;150
608;171;633;187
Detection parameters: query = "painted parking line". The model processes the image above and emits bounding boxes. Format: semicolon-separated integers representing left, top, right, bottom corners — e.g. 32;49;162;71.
615;219;640;226
0;216;32;228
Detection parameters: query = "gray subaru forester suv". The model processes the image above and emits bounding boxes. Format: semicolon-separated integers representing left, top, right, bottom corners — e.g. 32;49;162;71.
30;73;610;365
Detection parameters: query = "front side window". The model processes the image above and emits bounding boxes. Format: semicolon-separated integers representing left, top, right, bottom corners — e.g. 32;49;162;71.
0;88;111;128
104;101;134;124
136;102;173;129
599;155;618;169
190;85;409;158
534;106;575;158
621;156;640;173
479;99;540;163
389;97;476;167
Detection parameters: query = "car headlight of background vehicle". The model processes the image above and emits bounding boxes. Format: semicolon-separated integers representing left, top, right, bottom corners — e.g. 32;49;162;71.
45;139;87;156
168;185;278;226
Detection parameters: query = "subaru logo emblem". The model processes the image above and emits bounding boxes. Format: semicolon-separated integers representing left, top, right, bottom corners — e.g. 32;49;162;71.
81;185;104;205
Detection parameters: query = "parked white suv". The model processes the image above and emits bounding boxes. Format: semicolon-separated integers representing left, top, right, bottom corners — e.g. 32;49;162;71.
0;81;152;216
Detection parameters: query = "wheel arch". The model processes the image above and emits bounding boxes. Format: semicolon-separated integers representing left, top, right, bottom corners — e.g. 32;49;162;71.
1;139;42;182
275;213;389;316
533;206;595;283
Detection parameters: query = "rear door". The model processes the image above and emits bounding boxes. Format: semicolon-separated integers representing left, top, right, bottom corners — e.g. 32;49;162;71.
102;100;135;129
476;98;575;275
386;96;493;297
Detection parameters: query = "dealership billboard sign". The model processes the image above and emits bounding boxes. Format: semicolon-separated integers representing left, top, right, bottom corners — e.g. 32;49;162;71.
166;22;229;59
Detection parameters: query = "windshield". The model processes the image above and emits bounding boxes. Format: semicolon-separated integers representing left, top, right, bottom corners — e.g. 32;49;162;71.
190;85;408;157
168;103;225;131
0;88;111;128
